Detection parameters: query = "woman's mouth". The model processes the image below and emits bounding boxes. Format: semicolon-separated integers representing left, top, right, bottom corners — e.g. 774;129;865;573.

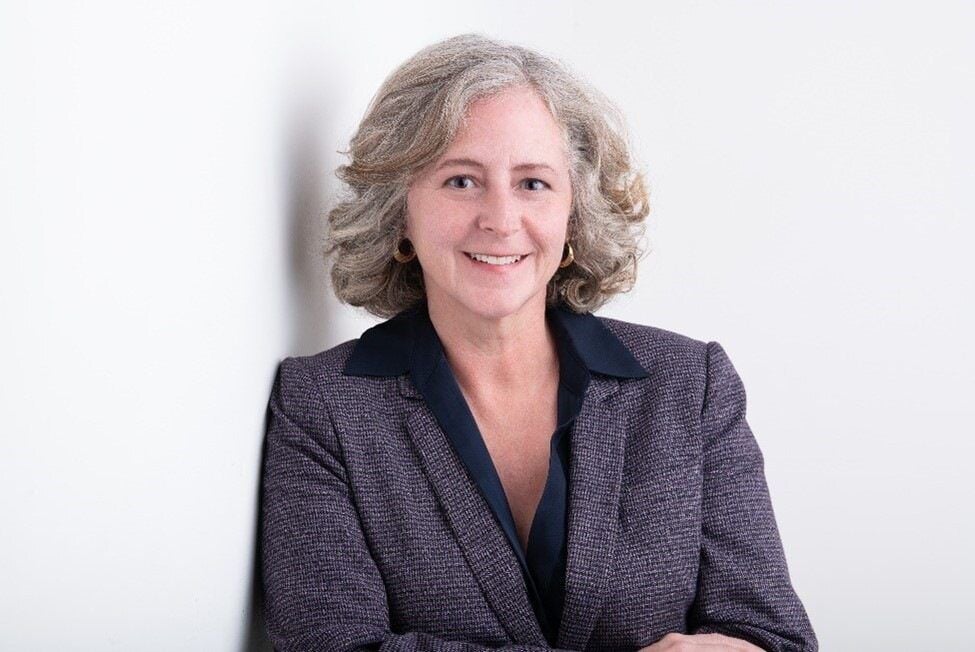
464;252;527;266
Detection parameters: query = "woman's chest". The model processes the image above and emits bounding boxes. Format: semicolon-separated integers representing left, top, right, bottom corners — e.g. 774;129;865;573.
334;383;704;647
475;404;558;550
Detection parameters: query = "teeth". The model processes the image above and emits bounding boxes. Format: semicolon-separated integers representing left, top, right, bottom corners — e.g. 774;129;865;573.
468;252;522;265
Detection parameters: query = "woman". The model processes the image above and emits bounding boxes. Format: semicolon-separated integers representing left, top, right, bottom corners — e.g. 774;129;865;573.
261;34;817;651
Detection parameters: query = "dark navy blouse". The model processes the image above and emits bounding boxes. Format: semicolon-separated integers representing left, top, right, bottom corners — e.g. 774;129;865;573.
343;302;648;645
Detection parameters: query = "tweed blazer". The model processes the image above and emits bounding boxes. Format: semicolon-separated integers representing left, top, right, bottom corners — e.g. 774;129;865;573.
260;313;817;652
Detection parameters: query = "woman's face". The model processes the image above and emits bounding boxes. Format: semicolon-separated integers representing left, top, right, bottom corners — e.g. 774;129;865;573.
405;85;573;325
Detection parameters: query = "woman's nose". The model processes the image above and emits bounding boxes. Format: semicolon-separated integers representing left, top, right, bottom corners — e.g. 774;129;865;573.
476;187;521;236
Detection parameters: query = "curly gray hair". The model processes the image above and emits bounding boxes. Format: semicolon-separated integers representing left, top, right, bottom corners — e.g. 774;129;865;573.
327;33;650;318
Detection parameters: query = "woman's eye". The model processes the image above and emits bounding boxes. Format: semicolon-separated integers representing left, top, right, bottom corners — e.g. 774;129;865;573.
445;176;475;189
522;178;550;191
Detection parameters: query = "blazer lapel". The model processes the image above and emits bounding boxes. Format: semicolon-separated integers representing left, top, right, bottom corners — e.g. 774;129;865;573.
397;370;632;650
557;375;629;651
398;376;549;646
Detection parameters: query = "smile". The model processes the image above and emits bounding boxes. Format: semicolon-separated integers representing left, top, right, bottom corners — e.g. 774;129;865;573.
464;252;526;266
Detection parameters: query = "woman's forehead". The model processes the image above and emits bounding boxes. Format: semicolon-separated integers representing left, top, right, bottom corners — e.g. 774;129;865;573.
457;86;557;130
437;89;569;169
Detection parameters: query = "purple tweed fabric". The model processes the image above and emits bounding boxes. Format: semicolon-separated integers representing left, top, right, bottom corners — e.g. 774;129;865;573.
260;316;818;651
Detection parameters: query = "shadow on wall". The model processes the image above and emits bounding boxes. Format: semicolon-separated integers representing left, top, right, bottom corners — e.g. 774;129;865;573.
241;65;346;651
245;432;274;652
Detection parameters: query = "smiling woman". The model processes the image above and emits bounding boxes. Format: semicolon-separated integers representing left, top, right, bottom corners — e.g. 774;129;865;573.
260;33;817;652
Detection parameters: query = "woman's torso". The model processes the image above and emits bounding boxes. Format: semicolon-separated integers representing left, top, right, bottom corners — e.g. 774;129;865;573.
328;304;709;648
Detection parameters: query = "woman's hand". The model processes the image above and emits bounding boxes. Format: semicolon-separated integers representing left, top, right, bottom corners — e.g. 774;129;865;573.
638;632;765;651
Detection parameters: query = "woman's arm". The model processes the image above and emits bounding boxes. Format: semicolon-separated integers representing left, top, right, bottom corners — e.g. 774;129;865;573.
641;632;765;650
684;342;818;652
261;357;575;652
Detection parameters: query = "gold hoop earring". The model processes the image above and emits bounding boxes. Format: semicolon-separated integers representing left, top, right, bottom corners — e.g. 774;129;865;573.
393;239;416;263
558;242;574;268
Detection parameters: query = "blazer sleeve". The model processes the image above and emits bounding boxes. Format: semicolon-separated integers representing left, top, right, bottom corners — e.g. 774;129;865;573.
260;357;575;652
686;342;818;652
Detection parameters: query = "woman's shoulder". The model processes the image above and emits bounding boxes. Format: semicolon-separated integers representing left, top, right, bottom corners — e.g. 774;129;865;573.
274;339;363;398
594;314;712;378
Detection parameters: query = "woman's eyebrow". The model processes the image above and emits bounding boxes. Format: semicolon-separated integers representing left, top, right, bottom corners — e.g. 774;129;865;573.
434;157;557;174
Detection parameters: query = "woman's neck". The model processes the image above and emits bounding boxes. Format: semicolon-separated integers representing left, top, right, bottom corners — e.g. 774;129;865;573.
426;297;559;396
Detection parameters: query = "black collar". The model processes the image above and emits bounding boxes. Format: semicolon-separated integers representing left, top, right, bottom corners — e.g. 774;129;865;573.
343;302;648;381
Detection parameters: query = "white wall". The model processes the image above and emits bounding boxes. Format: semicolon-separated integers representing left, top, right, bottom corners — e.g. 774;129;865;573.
2;1;972;650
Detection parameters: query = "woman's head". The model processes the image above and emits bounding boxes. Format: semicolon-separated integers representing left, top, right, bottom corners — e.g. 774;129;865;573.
327;33;649;318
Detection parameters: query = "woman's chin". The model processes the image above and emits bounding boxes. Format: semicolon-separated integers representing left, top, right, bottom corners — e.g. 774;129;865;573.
438;291;545;324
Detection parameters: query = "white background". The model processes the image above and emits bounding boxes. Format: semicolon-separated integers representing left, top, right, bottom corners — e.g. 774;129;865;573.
2;1;972;650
